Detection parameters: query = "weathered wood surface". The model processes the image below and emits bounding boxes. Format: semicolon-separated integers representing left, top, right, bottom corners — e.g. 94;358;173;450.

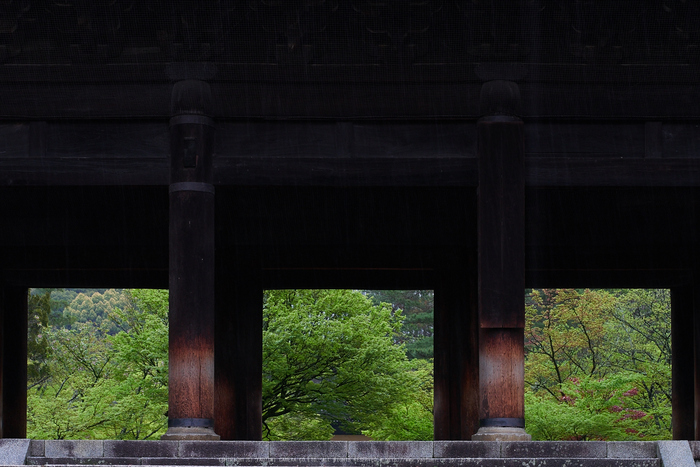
168;189;216;423
478;328;525;422
167;82;217;431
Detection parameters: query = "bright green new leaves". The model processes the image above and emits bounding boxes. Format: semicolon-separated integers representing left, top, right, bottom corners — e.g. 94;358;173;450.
362;358;434;441
27;290;168;440
262;289;415;440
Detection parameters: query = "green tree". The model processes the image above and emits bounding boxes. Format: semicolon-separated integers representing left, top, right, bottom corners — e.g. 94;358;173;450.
262;289;415;440
27;321;115;439
27;289;168;440
63;289;131;334
365;290;434;359
362;358;434;440
29;288;428;440
28;289;52;388
524;288;672;440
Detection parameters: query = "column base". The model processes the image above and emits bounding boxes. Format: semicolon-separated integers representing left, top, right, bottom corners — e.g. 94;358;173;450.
471;426;531;441
161;426;221;440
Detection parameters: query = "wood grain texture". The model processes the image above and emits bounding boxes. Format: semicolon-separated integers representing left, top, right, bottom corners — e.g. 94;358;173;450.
478;328;525;421
168;190;216;421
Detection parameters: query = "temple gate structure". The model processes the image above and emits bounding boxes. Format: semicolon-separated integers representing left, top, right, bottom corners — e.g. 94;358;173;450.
0;0;700;441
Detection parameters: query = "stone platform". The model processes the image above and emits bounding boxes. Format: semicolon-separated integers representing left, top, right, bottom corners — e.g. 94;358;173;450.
3;439;685;467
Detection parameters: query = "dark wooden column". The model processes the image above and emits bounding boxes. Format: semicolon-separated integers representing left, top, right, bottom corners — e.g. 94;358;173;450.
215;252;263;440
433;253;479;439
672;286;695;439
472;81;530;441
162;80;219;440
694;279;700;441
1;287;28;438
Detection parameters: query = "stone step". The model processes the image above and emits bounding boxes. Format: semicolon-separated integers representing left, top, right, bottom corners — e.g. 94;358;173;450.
26;440;661;459
32;461;660;467
19;440;685;467
26;457;662;467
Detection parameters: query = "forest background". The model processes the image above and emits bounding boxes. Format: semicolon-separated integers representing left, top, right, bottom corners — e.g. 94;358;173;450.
26;288;672;441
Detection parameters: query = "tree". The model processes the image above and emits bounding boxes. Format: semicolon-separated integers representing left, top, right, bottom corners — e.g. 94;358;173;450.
362;358;434;441
524;288;672;440
27;289;168;440
28;289;52;388
365;290;434;360
262;289;415;440
525;288;615;398
28;288;428;440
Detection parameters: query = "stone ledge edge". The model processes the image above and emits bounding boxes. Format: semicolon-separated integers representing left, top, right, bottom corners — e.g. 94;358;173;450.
24;440;671;460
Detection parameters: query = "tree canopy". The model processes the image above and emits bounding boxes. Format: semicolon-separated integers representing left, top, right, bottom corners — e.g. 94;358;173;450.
525;288;671;440
27;288;433;441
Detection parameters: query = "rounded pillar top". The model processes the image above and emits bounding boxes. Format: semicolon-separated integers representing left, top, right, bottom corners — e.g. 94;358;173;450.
171;80;213;117
479;80;522;117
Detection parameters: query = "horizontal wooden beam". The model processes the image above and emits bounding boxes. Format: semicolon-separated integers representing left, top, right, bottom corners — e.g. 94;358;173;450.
3;62;700;118
4;157;700;187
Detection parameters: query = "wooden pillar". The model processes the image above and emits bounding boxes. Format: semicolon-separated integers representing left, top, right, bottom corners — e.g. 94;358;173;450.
162;80;219;440
1;287;28;438
215;253;263;440
433;253;479;439
672;286;694;439
694;279;700;440
472;80;530;441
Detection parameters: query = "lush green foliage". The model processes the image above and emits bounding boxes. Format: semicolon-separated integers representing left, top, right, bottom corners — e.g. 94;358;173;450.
365;290;434;359
28;288;434;441
29;286;672;441
262;289;421;440
361;358;434;441
27;290;169;439
525;289;672;440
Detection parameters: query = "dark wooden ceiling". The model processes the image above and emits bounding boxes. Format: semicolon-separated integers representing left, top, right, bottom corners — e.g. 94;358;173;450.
1;1;699;290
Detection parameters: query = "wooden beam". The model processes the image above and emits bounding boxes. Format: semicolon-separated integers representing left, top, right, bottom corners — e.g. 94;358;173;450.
215;254;262;440
434;255;479;439
475;80;527;437
2;287;27;438
4;156;700;187
4;64;700;119
164;81;218;440
672;286;695;440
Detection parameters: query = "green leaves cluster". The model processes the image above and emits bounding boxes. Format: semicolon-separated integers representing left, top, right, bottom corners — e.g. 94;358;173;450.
262;289;428;440
27;289;169;440
525;289;672;440
28;288;433;441
365;290;434;360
